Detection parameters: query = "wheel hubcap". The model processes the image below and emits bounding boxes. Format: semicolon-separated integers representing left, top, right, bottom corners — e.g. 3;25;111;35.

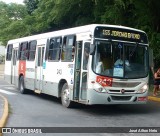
63;88;69;104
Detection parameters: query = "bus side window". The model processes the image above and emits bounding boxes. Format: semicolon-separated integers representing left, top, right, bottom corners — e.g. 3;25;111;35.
48;37;62;61
61;35;76;61
6;44;13;61
28;40;37;61
19;42;28;60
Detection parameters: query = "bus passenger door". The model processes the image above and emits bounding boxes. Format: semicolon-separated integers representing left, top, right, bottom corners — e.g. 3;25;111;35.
73;41;90;101
11;48;18;85
35;45;45;93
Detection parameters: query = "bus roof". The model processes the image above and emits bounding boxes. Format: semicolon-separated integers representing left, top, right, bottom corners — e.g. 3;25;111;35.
7;24;146;44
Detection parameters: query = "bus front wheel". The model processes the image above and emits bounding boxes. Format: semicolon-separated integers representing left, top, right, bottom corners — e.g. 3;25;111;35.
61;83;73;108
19;76;27;94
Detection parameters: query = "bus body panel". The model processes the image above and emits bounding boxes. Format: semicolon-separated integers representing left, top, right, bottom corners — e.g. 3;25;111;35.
4;24;149;106
42;61;75;97
25;61;36;90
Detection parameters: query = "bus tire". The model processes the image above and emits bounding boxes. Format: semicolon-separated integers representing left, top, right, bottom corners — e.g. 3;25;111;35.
19;76;27;94
61;83;73;108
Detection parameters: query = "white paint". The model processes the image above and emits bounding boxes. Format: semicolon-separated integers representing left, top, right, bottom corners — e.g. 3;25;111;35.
0;89;16;95
0;85;14;87
4;87;16;90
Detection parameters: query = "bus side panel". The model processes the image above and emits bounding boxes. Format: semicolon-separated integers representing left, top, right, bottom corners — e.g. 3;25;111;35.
42;61;74;97
25;61;36;90
42;62;60;97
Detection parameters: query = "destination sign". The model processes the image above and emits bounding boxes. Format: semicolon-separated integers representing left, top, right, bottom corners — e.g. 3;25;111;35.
94;26;148;44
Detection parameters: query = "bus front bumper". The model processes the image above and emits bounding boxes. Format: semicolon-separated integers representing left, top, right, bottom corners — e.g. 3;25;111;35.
87;89;148;105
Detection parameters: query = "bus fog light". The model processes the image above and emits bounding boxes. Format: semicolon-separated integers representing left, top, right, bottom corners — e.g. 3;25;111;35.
137;84;148;93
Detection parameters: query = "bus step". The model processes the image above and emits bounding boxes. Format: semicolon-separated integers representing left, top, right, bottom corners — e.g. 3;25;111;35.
34;90;41;94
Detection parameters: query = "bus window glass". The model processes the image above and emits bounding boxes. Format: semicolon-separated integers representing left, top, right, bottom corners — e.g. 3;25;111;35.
6;44;13;61
28;40;37;61
13;50;17;65
83;43;90;70
93;41;113;74
62;35;75;61
92;41;149;79
19;42;28;60
48;37;61;61
38;48;41;66
81;72;87;100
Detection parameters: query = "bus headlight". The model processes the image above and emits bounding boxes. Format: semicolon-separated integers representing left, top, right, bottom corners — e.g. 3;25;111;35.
137;84;148;93
93;83;107;93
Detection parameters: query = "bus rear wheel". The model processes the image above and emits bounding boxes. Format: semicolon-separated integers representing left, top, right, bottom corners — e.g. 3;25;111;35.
19;76;27;94
61;83;73;108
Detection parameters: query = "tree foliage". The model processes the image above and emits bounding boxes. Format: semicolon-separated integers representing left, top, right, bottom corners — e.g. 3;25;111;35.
0;0;160;65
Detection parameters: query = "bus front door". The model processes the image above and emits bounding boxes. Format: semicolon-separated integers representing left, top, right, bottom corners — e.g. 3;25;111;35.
35;45;44;93
73;41;90;102
11;48;18;85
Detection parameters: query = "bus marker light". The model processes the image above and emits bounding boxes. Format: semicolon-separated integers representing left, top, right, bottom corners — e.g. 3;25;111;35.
138;97;147;101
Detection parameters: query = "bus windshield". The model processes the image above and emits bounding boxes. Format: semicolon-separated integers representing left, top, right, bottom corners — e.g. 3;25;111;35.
92;40;149;79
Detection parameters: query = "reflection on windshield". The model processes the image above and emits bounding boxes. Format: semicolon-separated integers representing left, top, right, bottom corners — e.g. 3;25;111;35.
92;41;149;78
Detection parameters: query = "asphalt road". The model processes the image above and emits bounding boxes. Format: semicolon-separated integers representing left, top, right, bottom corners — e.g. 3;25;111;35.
0;79;160;136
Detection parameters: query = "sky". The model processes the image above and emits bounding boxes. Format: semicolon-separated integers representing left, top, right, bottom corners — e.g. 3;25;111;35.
0;0;24;4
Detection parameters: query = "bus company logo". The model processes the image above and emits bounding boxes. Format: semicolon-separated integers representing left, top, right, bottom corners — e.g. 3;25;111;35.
120;89;125;94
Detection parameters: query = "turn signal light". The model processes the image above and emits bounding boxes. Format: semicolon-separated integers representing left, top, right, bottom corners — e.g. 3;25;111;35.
138;97;147;101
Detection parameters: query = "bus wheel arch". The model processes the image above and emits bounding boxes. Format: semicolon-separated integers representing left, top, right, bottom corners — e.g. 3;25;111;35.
18;74;27;94
58;79;67;98
59;80;74;108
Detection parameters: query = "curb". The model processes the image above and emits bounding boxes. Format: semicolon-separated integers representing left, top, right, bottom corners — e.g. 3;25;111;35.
0;94;9;136
148;96;160;102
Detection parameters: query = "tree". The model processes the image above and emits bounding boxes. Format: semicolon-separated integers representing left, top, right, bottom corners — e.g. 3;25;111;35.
24;0;39;15
0;2;28;46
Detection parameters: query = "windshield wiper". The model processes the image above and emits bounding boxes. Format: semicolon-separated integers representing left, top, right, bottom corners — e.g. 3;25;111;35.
129;42;138;57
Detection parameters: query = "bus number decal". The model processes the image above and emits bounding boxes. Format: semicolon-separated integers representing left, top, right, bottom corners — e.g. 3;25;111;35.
96;76;113;87
57;69;62;75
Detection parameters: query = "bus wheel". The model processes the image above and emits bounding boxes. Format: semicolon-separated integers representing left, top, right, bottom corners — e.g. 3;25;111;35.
61;83;73;108
19;76;27;94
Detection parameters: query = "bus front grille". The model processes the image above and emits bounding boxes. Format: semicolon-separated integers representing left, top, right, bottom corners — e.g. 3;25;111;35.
112;82;141;88
109;90;135;93
111;96;132;101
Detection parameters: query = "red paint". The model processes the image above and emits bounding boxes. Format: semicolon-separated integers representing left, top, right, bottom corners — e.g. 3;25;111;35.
96;76;113;87
19;61;26;77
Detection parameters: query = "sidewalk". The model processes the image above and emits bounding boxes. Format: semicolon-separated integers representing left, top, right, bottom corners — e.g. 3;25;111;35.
148;90;160;102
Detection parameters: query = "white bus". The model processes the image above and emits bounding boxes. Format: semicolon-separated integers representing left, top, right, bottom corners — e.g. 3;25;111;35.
4;24;149;107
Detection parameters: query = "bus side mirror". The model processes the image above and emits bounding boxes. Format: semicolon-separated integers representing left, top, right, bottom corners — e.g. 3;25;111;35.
90;44;95;55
